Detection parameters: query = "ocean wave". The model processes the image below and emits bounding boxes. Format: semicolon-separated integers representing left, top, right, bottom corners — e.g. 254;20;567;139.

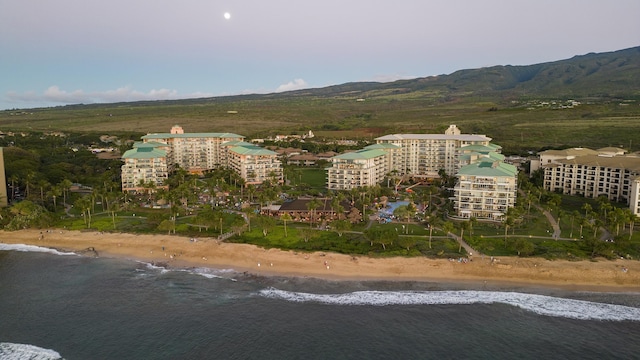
0;243;76;256
136;261;237;281
0;342;63;360
189;267;238;281
259;288;640;321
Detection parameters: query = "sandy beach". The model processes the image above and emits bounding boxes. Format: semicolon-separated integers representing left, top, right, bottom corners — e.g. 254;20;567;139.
1;229;639;292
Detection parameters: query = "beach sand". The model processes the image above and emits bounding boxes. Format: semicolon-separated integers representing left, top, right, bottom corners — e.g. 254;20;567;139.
1;229;639;292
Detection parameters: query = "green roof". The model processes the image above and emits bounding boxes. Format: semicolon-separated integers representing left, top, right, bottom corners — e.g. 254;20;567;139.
122;147;167;159
229;145;277;156
457;161;517;177
142;132;244;140
334;149;387;160
223;140;255;147
134;141;168;148
460;144;495;153
364;143;401;150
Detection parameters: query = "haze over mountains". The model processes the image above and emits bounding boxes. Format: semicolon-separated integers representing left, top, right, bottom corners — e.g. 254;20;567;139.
265;46;640;101
110;46;640;107
11;46;637;111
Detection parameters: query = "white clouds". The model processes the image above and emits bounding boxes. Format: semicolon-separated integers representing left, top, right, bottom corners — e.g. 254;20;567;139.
5;86;214;107
275;79;308;93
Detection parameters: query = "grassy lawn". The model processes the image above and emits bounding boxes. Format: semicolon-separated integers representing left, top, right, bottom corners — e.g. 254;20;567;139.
228;220;464;258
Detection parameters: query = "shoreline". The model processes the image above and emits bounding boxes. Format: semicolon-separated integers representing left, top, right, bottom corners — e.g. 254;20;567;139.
1;229;639;293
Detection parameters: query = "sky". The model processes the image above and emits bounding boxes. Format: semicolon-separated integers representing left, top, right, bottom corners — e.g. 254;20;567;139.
1;0;639;110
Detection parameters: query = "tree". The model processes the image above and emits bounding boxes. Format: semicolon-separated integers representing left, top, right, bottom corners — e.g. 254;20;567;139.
107;192;121;229
6;200;52;230
243;206;256;232
458;221;470;253
364;227;398;250
306;198;322;228
596;195;612;223
427;217;442;249
299;227;316;243
256;215;276;237
60;179;73;206
502;211;515;247
280;212;292;237
582;203;593;218
397;236;415;252
514;239;534;256
48;184;62;210
74;196;92;228
331;219;351;237
624;209;637;240
157;219;175;235
331;196;345;220
442;221;454;239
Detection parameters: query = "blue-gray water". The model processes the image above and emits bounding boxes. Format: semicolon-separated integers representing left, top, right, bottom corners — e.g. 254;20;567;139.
1;243;640;360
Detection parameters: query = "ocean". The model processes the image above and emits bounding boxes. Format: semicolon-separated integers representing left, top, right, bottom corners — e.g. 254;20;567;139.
1;243;640;360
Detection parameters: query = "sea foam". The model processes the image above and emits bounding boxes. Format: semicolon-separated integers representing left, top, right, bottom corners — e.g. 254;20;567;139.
136;261;237;281
0;342;63;360
259;288;640;321
0;243;76;256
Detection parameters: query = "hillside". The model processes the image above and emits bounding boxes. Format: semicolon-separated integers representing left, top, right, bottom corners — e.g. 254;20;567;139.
1;47;639;154
263;46;640;100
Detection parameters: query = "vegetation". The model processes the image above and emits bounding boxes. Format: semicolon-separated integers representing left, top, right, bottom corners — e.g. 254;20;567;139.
1;47;639;260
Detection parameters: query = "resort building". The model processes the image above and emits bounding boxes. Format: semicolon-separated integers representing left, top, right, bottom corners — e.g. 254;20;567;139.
121;125;281;193
141;125;245;174
326;125;500;190
326;149;389;190
451;159;518;220
121;143;170;193
326;125;517;219
226;144;283;186
540;148;640;215
374;125;495;178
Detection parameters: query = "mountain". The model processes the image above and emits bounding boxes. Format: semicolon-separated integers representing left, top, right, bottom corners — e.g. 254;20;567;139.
265;46;640;101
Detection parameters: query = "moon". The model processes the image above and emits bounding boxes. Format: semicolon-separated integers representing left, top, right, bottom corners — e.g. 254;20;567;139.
224;12;231;20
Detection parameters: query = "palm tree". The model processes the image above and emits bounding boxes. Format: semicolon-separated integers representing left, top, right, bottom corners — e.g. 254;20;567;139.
458;221;470;252
60;179;73;206
306;198;322;228
502;209;516;247
107;193;121;229
280;212;292;237
442;221;454;242
38;179;50;204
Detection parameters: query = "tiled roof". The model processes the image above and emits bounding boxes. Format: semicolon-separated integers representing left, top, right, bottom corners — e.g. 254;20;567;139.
122;147;167;159
333;149;387;160
457;161;517;177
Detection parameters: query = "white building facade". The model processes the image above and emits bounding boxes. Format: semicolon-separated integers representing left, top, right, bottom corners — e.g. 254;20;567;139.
452;160;518;220
122;125;281;193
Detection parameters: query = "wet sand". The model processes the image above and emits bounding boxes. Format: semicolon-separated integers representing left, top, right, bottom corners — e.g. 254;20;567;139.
1;229;639;292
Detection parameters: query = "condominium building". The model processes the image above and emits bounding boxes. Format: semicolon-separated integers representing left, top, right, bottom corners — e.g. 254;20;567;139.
141;125;245;173
326;149;389;190
326;125;498;190
326;125;517;219
541;149;640;215
451;159;518;220
122;125;281;193
121;144;169;193
227;144;283;186
374;125;495;178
